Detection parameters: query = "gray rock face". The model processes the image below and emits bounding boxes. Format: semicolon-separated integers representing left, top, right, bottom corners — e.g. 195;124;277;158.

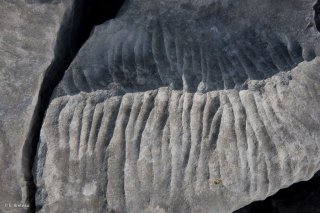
54;0;320;97
34;59;320;212
32;0;320;212
0;0;70;211
2;0;320;212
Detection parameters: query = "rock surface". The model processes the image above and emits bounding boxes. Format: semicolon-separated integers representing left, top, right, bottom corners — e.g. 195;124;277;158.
54;0;320;98
2;0;320;212
34;58;320;212
0;0;70;211
34;0;320;212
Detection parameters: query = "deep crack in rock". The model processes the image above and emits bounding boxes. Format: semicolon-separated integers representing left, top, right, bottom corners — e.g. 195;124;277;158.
234;171;320;213
21;0;125;211
314;0;320;32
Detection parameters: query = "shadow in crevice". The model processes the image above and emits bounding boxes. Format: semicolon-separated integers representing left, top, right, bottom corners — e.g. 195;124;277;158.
25;0;62;4
314;0;320;32
234;171;320;213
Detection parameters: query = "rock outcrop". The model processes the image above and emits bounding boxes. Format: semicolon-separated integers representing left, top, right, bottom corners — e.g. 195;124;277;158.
34;58;320;212
0;0;71;211
1;0;320;212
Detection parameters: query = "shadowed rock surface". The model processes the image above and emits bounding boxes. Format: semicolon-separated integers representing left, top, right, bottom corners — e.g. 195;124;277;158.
54;0;320;98
235;171;320;213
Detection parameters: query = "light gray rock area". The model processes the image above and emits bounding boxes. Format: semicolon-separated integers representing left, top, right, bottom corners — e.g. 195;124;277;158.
2;0;320;212
0;0;71;211
35;58;320;212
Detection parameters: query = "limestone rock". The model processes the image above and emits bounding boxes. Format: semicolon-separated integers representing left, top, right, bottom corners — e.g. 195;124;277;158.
2;0;320;212
0;0;71;211
35;58;320;212
33;0;320;212
54;0;320;98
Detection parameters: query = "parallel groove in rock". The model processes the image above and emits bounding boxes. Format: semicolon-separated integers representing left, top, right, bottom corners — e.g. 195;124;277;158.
34;59;320;212
56;11;310;98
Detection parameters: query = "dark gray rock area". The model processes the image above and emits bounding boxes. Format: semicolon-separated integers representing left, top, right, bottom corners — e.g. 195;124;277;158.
235;171;320;213
54;0;320;97
2;0;320;212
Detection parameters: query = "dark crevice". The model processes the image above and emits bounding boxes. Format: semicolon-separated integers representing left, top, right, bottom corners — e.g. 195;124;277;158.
314;0;320;31
20;0;125;212
234;171;320;213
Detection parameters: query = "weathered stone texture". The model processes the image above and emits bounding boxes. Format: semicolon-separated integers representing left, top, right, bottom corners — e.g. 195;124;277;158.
33;0;320;212
2;0;320;212
35;58;320;212
0;0;70;211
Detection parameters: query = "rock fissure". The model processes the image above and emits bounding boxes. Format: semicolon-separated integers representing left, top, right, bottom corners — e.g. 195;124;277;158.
314;0;320;31
21;0;125;211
